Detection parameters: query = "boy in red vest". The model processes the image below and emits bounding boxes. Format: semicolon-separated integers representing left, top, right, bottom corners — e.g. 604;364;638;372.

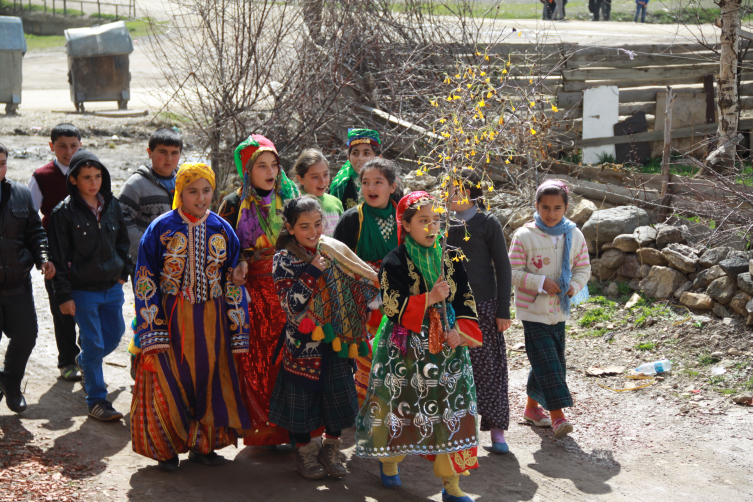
27;124;82;382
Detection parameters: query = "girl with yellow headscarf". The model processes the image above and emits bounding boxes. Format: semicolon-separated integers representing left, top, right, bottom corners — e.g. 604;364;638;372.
130;163;253;471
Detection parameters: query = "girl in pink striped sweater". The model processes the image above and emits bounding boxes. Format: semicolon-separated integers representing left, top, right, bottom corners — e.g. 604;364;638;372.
508;180;591;438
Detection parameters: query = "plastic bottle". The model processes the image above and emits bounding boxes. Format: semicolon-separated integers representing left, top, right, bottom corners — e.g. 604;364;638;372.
635;359;672;375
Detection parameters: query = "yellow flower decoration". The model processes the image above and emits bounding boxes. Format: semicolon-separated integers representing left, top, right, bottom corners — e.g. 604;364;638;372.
530;128;537;135
463;236;470;241
478;100;486;107
415;170;424;176
552;105;559;112
480;71;486;76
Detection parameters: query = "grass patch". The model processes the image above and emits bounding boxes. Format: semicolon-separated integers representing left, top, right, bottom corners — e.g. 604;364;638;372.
635;341;657;351
697;353;716;366
586;327;608;338
589;295;616;307
720;389;736;395
683;369;700;377
639;156;700;177
633;300;672;327
578;306;614;327
709;375;726;386
745;375;753;390
21;19;162;50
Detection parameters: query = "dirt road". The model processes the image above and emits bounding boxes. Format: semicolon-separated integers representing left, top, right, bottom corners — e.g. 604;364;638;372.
0;133;749;501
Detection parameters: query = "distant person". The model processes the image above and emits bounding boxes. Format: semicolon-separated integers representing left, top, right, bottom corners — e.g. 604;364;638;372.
635;0;648;22
591;0;611;20
542;0;566;20
28;123;82;382
118;128;182;259
0;143;56;413
48;149;133;421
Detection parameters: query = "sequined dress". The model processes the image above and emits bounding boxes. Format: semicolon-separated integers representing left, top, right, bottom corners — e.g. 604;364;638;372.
218;189;294;446
355;245;483;473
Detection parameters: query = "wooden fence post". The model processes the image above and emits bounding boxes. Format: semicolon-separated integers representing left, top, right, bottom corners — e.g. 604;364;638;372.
660;86;676;218
63;0;67;16
97;0;100;18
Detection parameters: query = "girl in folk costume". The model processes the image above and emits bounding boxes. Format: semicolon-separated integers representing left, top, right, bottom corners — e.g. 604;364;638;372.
447;169;513;454
130;163;252;471
293;148;343;237
508;179;591;438
269;197;380;479
356;191;483;502
217;135;300;447
329;128;381;210
333;158;400;406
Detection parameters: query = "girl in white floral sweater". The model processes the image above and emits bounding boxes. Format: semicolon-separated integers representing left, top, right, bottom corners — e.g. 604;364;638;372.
508;180;591;438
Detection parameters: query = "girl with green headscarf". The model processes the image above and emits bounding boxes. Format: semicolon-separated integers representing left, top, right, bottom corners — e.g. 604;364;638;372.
217;134;301;450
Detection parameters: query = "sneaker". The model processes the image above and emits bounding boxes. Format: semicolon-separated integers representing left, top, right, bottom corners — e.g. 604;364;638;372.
158;456;180;472
318;436;347;478
523;407;552;427
88;400;123;421
552;417;573;438
295;441;326;480
60;364;82;382
188;450;225;466
75;354;85;383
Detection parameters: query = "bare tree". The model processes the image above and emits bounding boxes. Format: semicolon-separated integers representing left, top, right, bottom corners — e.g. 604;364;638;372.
717;0;743;169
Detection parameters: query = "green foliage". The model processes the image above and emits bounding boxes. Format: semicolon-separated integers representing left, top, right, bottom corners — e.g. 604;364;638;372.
697;353;716;366
708;375;726;386
745;375;753;391
635;341;657;351
639;156;699;176
596;152;617;165
634;303;671;327
616;282;632;298
586;328;608;338
589;295;616;307
578;306;613;327
683;369;700;377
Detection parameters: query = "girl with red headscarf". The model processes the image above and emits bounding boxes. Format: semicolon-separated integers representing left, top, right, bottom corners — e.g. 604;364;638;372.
355;191;483;502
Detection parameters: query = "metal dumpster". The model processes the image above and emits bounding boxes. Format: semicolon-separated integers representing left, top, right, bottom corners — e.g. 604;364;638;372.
65;21;134;112
0;16;26;115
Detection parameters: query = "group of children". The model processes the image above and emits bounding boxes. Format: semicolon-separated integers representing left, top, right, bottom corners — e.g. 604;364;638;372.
0;124;591;502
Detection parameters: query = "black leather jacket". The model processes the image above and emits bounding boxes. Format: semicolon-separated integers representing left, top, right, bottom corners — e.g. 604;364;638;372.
0;179;49;297
48;150;133;304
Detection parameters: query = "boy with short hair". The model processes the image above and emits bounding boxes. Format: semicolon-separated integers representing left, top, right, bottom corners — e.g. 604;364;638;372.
118;128;182;258
329;128;382;210
0;143;56;413
49;149;133;421
28;123;83;382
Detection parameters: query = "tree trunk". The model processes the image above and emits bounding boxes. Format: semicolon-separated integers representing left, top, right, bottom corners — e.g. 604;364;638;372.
717;0;742;170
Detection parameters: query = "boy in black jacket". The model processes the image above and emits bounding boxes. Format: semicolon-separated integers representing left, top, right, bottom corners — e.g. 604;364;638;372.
0;143;56;413
49;149;133;421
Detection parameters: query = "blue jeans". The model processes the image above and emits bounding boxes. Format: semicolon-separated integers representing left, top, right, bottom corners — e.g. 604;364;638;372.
634;3;646;22
71;283;125;407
